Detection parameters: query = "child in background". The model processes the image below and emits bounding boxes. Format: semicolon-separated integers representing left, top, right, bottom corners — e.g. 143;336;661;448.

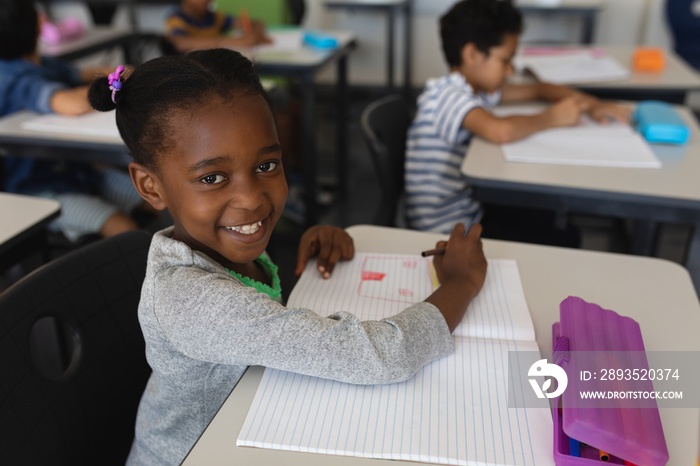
405;0;631;235
0;0;146;241
164;0;271;53
88;48;487;466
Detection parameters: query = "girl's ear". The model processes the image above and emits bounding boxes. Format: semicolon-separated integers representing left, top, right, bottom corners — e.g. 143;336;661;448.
129;162;168;211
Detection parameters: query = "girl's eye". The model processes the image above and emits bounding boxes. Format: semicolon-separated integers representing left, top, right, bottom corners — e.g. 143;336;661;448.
256;161;278;173
200;174;226;185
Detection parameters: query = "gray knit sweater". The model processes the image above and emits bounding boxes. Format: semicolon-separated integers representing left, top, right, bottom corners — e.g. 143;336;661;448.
126;227;454;465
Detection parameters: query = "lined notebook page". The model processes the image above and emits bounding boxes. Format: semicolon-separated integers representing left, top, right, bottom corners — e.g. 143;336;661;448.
287;254;535;341
237;255;553;465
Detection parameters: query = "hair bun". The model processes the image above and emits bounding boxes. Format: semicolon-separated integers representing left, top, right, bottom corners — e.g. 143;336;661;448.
88;76;117;112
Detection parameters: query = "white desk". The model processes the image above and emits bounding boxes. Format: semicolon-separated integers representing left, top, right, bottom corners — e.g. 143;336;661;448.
182;224;700;466
0;110;129;167
39;26;140;63
0;192;60;272
517;45;700;103
461;103;700;292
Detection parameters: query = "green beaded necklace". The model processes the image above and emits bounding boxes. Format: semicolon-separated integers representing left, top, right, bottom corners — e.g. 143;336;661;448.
225;254;282;301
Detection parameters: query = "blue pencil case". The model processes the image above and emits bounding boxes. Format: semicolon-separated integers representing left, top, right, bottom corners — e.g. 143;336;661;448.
633;100;690;145
303;31;338;49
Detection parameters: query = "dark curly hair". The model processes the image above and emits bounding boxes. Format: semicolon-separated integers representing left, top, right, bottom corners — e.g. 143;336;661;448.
88;48;270;171
0;0;39;59
440;0;523;67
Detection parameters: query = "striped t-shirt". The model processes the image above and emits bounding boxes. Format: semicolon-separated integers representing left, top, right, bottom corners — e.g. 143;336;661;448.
405;72;501;233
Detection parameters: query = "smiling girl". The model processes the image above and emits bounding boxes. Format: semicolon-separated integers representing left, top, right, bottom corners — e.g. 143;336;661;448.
88;49;487;466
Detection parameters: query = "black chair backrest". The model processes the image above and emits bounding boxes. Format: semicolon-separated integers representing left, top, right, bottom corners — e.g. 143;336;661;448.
0;230;152;466
287;0;306;25
665;0;700;70
360;94;413;226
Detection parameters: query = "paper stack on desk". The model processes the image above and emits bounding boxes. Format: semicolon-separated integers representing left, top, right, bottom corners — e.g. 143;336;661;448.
516;48;629;84
237;254;554;466
21;110;120;138
493;106;662;168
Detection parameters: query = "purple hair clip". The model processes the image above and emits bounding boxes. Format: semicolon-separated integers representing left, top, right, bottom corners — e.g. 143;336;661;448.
108;65;125;104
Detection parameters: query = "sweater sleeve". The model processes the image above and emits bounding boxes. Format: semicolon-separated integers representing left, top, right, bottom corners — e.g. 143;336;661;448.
151;265;454;385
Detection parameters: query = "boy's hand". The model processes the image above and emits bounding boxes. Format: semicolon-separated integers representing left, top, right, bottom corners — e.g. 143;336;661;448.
548;95;589;127
295;226;355;278
432;223;487;297
587;101;632;124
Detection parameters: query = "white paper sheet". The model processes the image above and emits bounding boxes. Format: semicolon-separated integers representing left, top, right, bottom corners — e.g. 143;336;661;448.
515;49;629;84
21;110;120;138
494;106;662;168
237;255;553;466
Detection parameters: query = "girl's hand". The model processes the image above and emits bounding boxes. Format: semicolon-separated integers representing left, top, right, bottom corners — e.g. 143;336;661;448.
295;226;355;278
432;223;487;295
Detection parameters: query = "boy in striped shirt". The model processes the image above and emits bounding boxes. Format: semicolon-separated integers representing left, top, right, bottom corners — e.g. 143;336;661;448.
405;0;629;234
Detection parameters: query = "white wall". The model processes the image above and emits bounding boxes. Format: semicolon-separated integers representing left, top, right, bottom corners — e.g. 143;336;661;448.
47;0;675;87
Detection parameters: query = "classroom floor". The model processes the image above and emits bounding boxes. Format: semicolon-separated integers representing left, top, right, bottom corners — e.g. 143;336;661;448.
0;87;693;297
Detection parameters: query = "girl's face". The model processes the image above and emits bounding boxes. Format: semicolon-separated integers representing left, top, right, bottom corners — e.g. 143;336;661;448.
151;94;287;270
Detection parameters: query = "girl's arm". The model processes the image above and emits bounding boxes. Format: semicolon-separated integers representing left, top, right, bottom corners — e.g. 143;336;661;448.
423;223;486;332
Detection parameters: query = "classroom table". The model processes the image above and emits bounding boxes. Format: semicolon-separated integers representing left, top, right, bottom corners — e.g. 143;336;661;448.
323;0;412;94
39;25;141;64
0;192;61;273
517;45;700;103
461;103;700;292
0;110;130;167
181;224;700;466
251;30;357;225
516;0;603;44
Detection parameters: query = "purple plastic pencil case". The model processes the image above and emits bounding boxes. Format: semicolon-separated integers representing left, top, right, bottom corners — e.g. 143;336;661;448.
551;296;669;466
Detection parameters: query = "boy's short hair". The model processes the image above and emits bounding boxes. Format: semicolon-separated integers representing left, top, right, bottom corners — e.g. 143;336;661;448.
0;0;39;59
440;0;523;67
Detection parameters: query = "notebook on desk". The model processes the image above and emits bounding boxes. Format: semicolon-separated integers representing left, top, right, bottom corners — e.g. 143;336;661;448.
20;110;120;139
237;254;554;466
515;47;629;84
492;105;662;168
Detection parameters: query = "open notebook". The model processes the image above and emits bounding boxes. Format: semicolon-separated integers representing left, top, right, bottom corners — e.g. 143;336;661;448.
493;105;662;168
237;253;554;466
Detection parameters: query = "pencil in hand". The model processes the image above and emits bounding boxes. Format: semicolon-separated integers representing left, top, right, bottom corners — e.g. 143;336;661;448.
421;247;446;257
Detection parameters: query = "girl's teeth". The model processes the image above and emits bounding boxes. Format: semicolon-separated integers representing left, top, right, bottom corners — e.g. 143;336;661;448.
227;220;262;234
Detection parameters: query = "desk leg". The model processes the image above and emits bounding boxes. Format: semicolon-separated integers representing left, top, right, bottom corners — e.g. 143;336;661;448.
582;11;596;44
404;0;413;96
631;220;659;256
387;7;396;91
336;55;348;218
684;224;700;295
301;74;317;227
